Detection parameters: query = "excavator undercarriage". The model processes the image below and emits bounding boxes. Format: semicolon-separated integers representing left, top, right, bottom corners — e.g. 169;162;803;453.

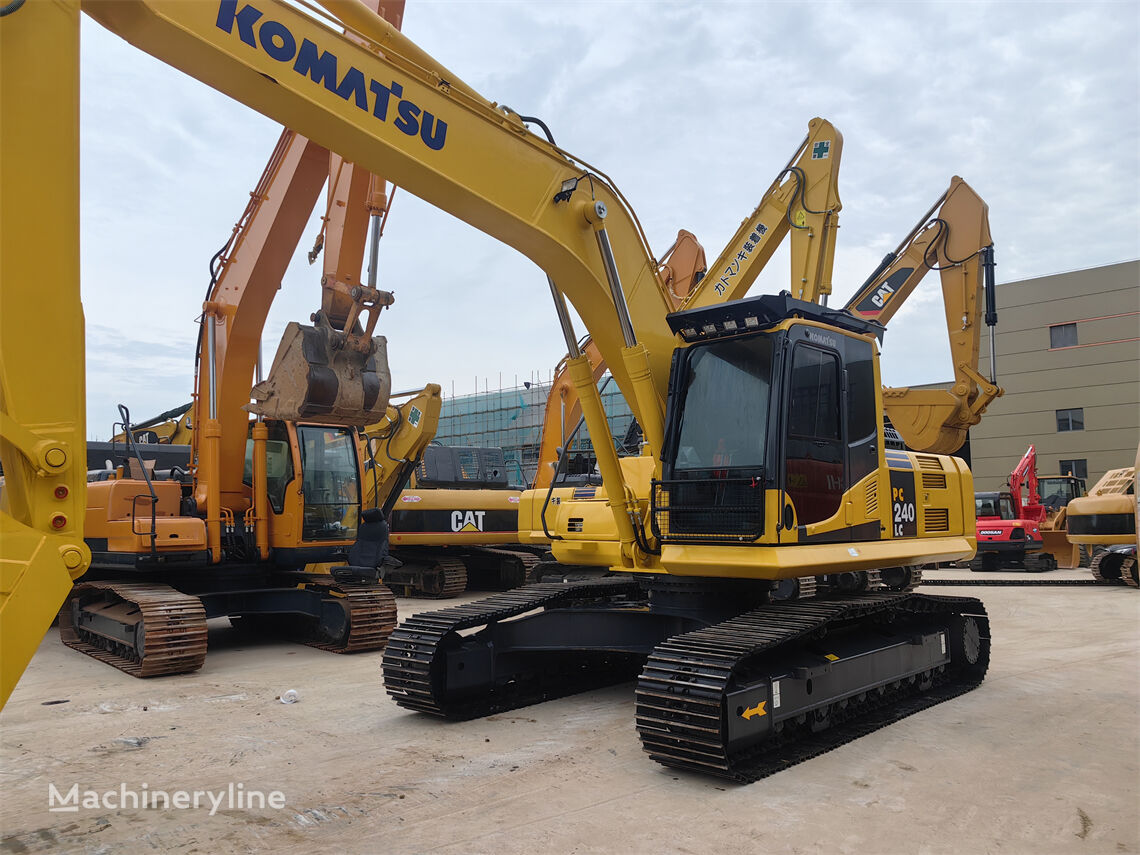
60;573;397;678
383;577;989;780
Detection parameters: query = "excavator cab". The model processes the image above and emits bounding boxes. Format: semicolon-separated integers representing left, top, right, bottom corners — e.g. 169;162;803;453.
655;293;882;542
1038;475;1085;511
241;419;363;549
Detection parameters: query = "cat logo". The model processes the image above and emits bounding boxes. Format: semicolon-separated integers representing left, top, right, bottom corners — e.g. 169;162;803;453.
451;510;486;532
871;281;896;308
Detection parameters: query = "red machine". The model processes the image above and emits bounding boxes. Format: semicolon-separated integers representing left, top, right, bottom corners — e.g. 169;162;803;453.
972;446;1052;572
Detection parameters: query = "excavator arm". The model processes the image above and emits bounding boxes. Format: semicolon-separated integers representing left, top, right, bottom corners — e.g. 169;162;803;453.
844;176;1002;453
361;385;443;515
531;118;844;491
14;0;690;582
1007;445;1043;521
683;117;843;308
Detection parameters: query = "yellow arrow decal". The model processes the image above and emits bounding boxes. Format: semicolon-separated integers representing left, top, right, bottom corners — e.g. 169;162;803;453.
825;653;839;661
741;702;767;720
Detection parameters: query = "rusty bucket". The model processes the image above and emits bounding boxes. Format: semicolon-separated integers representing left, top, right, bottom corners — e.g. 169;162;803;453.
247;316;391;427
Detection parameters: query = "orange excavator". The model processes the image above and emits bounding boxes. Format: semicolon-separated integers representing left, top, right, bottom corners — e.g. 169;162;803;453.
58;1;413;678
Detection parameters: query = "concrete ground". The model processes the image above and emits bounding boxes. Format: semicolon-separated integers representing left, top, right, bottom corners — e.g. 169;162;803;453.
1;572;1137;854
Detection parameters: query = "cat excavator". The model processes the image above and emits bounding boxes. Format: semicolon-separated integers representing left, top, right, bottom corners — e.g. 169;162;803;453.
3;0;990;783
111;402;195;445
842;176;1001;454
1066;451;1139;587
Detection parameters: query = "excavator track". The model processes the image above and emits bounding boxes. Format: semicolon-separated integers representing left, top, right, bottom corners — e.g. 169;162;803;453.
462;547;541;590
1122;556;1139;588
417;558;468;599
772;567;920;602
1087;549;1138;587
635;593;990;782
924;578;1098;586
382;578;644;718
298;579;398;653
58;582;208;678
385;556;468;599
969;553;1054;573
1024;553;1058;572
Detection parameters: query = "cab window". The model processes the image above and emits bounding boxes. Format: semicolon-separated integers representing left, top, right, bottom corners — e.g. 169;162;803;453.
785;344;843;524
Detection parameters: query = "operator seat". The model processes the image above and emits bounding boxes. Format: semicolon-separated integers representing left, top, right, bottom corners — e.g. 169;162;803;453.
331;508;393;584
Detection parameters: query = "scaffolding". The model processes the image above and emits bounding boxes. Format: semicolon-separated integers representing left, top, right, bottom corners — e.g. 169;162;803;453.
436;377;636;487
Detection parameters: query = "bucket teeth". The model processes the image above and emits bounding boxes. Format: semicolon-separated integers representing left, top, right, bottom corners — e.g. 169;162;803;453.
247;318;391;427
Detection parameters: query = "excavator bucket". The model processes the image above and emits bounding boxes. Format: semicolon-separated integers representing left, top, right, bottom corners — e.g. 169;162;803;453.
247;318;391;427
882;391;966;455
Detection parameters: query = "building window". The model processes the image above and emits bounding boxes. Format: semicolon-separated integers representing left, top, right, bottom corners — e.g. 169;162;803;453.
1049;323;1078;348
1056;408;1084;431
1059;459;1088;480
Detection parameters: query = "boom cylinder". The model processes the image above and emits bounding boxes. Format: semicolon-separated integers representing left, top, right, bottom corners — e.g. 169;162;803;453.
546;275;581;360
206;309;218;419
565;355;638;555
594;225;637;348
546;272;637;557
252;420;269;560
982;245;998;384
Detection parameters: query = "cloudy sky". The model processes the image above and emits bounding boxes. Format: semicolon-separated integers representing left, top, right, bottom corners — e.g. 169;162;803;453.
79;0;1139;438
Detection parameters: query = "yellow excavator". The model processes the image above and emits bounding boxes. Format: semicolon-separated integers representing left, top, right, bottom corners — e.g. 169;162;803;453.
1065;451;1139;587
111;402;194;446
3;0;991;784
527;175;1001;600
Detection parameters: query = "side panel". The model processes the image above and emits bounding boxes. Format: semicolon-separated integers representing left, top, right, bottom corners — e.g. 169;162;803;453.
390;489;521;546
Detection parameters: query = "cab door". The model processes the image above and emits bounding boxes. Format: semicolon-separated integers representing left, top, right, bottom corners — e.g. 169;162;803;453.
782;341;845;532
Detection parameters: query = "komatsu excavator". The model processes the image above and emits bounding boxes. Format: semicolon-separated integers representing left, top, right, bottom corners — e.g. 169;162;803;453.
527;175;1001;601
2;0;990;782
